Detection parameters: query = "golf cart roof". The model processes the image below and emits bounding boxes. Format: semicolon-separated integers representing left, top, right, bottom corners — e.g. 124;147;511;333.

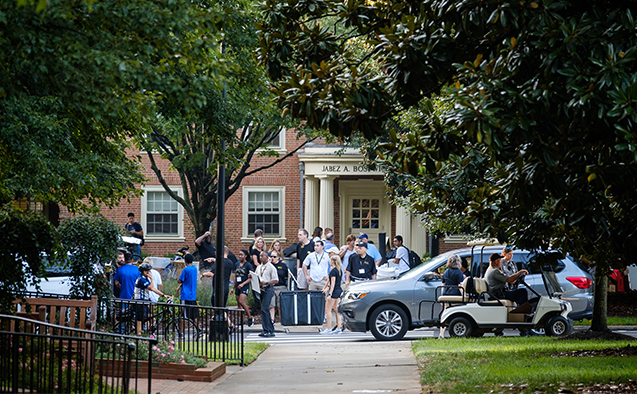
467;239;504;247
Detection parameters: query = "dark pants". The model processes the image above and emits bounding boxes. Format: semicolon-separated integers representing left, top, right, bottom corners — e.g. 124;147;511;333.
503;288;528;305
261;285;275;334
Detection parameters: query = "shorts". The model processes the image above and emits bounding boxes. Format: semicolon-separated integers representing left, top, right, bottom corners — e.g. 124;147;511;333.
330;287;343;299
236;283;250;296
271;285;287;308
182;300;199;319
134;304;149;322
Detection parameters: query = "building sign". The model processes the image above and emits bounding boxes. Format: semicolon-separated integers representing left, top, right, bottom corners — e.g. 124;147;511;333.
321;165;373;173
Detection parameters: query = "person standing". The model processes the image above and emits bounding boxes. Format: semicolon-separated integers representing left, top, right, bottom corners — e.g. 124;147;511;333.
251;236;266;267
177;253;199;322
200;246;234;307
253;251;278;337
321;255;344;335
303;240;330;291
231;249;254;327
195;230;216;269
346;242;377;283
113;251;138;300
323;228;337;250
339;234;356;284
392;235;411;275
270;251;289;324
311;226;323;243
142;257;163;303
357;233;382;266
295;229;314;290
269;239;284;256
124;213;143;259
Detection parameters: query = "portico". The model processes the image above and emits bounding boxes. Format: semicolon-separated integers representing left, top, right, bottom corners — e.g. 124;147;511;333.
298;145;427;257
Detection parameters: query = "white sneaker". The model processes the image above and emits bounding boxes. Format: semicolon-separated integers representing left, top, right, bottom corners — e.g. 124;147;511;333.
320;329;333;335
332;329;343;335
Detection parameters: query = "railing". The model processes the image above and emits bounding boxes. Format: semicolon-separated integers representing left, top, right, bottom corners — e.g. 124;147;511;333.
109;299;245;365
0;314;156;394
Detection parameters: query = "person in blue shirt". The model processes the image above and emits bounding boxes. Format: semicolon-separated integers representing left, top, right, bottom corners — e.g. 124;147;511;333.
358;233;382;265
177;253;199;321
113;251;138;300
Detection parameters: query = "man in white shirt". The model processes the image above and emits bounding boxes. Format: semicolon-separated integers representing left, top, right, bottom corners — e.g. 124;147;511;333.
303;240;330;291
392;235;411;275
358;233;382;266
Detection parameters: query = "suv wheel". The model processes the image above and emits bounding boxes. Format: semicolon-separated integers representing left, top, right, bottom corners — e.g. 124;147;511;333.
449;316;475;338
369;304;408;341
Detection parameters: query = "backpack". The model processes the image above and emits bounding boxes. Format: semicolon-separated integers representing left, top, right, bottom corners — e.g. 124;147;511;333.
400;247;422;270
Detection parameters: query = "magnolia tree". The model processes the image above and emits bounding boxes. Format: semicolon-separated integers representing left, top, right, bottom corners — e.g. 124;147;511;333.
258;0;637;331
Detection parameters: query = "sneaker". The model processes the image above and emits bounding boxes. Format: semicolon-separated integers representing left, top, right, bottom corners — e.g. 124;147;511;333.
332;329;343;335
266;332;275;337
247;318;254;327
258;332;268;337
228;324;239;335
320;329;333;335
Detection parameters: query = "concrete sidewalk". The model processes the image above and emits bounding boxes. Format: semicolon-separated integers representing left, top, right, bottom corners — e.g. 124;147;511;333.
149;340;422;394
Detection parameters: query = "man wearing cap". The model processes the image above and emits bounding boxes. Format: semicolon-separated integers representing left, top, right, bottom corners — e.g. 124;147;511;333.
303;240;330;291
358;233;382;266
485;253;529;305
346;242;377;283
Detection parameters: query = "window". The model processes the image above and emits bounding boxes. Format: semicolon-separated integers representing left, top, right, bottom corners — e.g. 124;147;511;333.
242;186;285;239
141;186;184;241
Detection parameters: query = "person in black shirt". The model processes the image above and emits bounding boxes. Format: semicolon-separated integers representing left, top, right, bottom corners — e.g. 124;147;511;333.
195;230;216;269
231;249;254;327
269;251;289;323
200;246;234;307
295;228;314;290
346;242;377;283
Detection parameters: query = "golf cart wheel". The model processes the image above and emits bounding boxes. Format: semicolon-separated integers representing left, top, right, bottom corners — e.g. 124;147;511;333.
545;315;572;337
369;304;408;341
448;316;474;338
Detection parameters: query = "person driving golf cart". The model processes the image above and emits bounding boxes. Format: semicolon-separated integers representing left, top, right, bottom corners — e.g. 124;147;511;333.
484;253;529;305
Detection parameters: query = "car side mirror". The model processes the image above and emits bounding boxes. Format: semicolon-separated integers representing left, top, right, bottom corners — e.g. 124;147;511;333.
423;272;436;282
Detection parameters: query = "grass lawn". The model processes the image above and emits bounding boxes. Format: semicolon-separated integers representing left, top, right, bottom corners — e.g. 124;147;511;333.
413;336;636;394
574;316;637;326
225;342;269;365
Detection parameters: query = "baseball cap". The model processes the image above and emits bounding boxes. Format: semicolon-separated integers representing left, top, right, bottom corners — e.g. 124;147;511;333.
489;253;504;262
358;233;368;239
356;242;368;249
326;246;339;254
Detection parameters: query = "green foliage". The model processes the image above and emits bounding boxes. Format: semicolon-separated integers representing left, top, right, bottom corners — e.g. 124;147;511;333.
0;0;228;211
0;204;58;313
143;0;323;237
57;215;121;303
413;337;637;394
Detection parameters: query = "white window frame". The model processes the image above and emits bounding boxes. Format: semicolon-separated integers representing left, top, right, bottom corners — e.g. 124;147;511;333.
241;186;286;242
141;185;185;242
255;127;287;155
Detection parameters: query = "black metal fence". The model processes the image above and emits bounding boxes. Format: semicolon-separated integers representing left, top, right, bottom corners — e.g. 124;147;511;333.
109;299;245;365
0;314;156;394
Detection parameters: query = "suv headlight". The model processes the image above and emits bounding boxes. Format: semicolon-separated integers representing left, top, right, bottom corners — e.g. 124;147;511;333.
344;291;369;300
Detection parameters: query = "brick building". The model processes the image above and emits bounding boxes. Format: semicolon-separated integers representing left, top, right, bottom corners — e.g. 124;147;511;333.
58;128;467;259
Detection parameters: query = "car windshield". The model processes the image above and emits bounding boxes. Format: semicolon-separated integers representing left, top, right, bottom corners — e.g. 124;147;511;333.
398;251;454;280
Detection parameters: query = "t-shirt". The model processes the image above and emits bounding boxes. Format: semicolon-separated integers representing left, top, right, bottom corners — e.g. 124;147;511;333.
178;264;198;301
442;267;464;295
485;265;507;295
304;251;330;282
113;264;139;300
210;258;235;293
197;239;216;260
234;261;253;290
149;269;162;303
296;241;315;267
124;222;143;241
328;267;342;289
394;246;410;275
501;259;518;291
134;274;151;301
347;254;377;280
251;248;264;265
340;247;355;284
273;260;289;286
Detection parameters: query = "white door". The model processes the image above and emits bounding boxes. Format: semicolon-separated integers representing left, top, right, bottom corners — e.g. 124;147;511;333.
347;196;384;245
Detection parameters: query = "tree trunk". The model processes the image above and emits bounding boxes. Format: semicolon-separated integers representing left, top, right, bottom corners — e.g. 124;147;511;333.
590;271;608;332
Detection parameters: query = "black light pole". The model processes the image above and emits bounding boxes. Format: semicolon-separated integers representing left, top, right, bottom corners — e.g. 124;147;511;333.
214;139;225;309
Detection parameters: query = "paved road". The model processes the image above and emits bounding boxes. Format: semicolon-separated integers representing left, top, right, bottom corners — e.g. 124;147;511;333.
245;326;637;344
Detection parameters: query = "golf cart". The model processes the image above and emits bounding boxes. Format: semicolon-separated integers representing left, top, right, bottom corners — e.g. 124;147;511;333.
437;264;574;338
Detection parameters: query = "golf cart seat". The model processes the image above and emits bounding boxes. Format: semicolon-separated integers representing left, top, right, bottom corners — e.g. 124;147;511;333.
438;277;472;303
474;278;517;307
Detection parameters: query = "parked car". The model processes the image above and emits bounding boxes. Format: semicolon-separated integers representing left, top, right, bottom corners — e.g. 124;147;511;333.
24;253;106;296
339;245;593;340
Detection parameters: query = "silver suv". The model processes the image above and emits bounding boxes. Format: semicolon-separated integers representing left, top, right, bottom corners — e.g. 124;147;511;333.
339;246;593;340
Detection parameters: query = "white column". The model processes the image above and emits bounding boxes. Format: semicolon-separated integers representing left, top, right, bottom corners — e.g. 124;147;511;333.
411;214;428;257
395;205;412;244
317;175;336;230
304;176;319;232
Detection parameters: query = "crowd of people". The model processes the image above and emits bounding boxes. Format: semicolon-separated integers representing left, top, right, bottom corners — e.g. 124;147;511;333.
113;218;415;337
